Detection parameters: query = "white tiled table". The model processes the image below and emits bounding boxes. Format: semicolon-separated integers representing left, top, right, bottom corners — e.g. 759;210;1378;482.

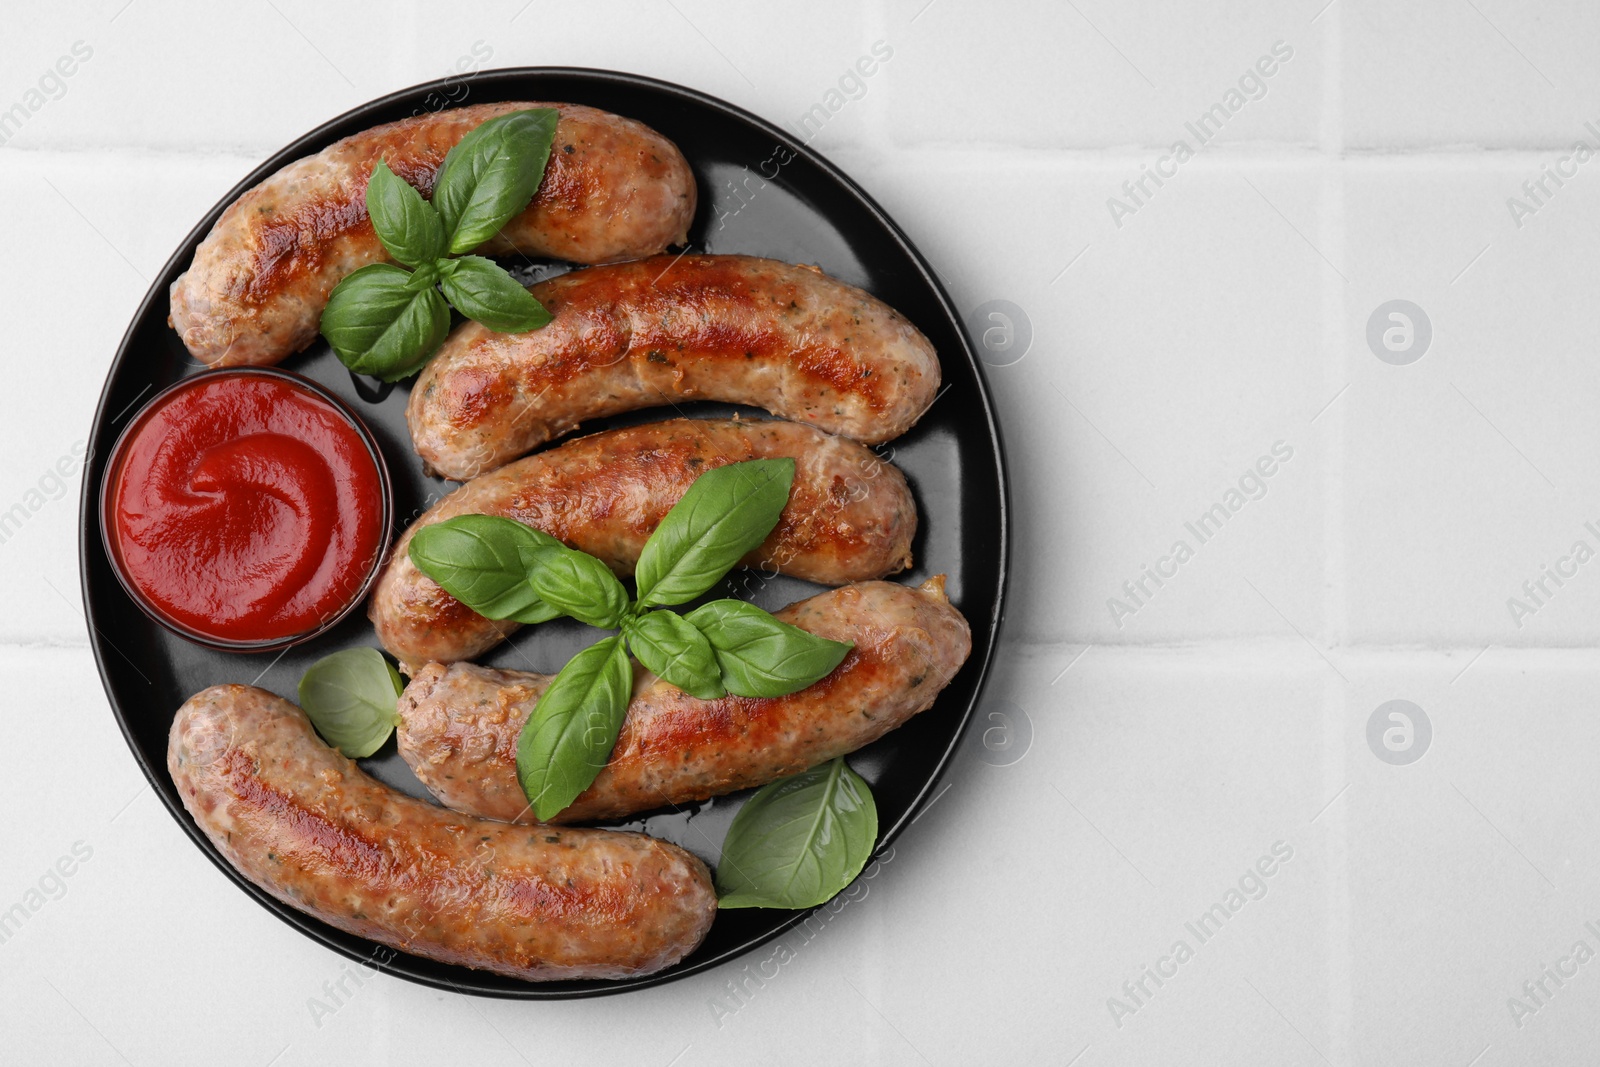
5;2;1600;1063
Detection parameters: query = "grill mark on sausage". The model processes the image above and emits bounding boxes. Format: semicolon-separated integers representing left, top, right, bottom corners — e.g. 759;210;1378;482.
248;203;372;301
407;256;939;477
169;685;717;980
220;749;397;885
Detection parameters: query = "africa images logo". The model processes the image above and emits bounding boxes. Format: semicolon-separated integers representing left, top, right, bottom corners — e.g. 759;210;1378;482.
1106;441;1295;629
1105;41;1295;228
1106;841;1295;1028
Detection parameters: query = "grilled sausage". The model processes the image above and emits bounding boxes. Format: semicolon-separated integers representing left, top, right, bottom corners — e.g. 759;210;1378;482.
168;684;716;981
169;102;695;367
407;255;941;479
371;418;917;672
396;577;971;825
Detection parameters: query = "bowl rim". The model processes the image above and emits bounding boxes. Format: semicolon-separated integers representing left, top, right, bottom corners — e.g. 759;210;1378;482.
97;365;394;653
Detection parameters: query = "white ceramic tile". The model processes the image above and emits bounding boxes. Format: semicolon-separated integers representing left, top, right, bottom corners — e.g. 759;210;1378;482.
1341;163;1600;646
3;0;890;157
828;149;1332;645
1343;0;1600;149
881;0;1324;149
1325;650;1600;1064
3;1;378;155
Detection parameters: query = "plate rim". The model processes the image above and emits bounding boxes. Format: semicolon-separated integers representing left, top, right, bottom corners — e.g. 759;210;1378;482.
78;64;1011;999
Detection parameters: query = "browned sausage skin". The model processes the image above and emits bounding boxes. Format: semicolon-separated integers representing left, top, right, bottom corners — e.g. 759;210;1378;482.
169;684;716;981
396;578;971;825
169;102;695;367
407;255;941;480
370;418;918;672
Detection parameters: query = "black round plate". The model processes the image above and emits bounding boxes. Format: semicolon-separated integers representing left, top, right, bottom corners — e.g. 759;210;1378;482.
79;68;1009;998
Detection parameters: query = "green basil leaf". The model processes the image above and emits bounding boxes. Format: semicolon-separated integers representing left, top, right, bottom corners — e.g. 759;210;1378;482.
365;159;445;267
438;255;551;333
408;515;563;624
716;758;878;909
684;599;852;698
634;459;796;609
297;647;404;758
625;609;724;700
321;264;451;381
516;635;634;821
433;108;559;255
403;261;441;292
525;543;630;629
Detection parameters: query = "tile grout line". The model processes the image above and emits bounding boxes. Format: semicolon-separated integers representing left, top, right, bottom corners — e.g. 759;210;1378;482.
865;0;892;154
1315;8;1355;1061
969;641;1600;659
1318;8;1348;658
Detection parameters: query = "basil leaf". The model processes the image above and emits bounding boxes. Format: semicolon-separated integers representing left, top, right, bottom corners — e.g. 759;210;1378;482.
438;255;551;333
634;459;796;609
365;159;445;268
297;647;404;758
625;609;724;700
516;635;634;821
525;543;630;629
403;261;441;292
433;108;559;255
685;599;852;698
321;264;451;381
408;515;563;624
716;758;878;909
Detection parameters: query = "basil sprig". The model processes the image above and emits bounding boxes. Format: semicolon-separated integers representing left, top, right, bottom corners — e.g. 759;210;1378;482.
320;263;451;381
515;635;634;820
685;599;853;698
525;542;631;630
407;458;855;822
623;609;723;700
297;647;405;758
433;108;558;253
408;515;562;624
715;758;879;910
365;161;445;267
438;256;550;333
634;458;796;609
318;109;559;381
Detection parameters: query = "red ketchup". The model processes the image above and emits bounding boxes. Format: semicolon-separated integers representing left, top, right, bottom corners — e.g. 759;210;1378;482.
105;370;388;648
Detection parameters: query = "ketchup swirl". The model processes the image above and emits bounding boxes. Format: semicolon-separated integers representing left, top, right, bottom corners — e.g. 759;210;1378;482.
107;372;386;645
